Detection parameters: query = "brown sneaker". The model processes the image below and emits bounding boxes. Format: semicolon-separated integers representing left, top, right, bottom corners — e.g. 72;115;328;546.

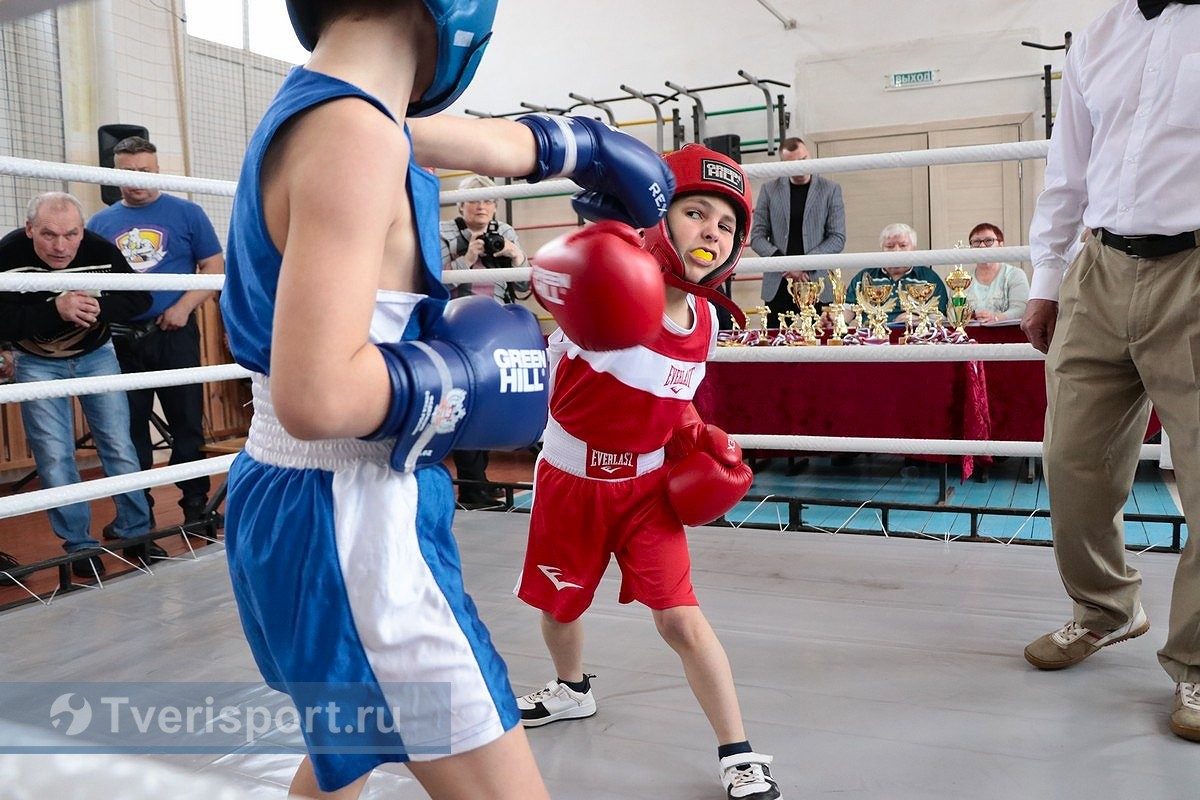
1024;605;1149;670
1170;682;1200;742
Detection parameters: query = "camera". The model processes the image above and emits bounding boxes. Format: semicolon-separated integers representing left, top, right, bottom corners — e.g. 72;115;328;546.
478;219;512;268
480;219;507;257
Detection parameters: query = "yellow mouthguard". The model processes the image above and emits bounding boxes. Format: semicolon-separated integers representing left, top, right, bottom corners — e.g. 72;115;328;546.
690;249;714;263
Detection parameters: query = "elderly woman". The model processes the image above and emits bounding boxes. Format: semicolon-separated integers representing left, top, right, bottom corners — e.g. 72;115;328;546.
438;174;529;302
437;175;531;509
965;222;1029;323
844;222;949;323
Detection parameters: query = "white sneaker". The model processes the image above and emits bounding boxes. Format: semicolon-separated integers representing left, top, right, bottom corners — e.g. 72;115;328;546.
1024;605;1150;670
1171;681;1200;742
719;752;781;800
516;679;597;728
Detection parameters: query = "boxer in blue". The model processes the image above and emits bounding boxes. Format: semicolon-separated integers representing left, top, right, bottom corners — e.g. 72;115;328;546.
218;2;675;797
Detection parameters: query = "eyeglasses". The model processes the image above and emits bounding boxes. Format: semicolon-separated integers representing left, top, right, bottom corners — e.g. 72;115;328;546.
969;236;999;247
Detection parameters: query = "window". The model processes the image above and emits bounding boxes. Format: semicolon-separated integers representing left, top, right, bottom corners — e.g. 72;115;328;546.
185;0;306;64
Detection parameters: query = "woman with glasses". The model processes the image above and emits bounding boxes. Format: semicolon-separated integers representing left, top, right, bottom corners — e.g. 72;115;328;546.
965;222;1029;323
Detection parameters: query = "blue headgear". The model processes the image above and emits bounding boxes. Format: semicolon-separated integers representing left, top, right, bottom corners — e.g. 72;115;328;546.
285;0;498;116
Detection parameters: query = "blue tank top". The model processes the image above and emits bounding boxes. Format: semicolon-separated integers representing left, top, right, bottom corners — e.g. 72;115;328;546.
220;67;449;374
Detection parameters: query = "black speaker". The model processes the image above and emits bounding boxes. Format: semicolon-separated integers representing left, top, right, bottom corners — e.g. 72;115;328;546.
703;134;742;164
98;124;149;206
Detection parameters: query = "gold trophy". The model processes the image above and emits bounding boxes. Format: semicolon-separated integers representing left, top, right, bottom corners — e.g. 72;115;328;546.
825;268;850;345
856;276;896;341
902;281;939;340
944;263;974;335
749;304;772;345
783;311;801;342
787;276;825;345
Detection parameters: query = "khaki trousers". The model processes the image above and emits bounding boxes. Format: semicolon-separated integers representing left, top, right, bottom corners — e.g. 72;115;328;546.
1044;237;1200;683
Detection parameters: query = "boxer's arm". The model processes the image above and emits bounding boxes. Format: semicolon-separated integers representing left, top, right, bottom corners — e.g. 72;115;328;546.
409;115;537;178
268;100;402;440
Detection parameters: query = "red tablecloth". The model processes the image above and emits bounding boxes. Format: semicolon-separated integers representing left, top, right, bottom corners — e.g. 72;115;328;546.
693;323;1158;480
969;324;1045;441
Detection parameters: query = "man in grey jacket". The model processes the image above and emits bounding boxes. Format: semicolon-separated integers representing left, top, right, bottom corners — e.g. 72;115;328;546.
750;137;846;320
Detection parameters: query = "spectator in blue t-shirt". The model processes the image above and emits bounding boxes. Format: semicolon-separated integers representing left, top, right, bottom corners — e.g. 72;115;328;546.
88;136;225;527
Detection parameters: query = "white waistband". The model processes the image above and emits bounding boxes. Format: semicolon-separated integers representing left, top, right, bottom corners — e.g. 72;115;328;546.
540;417;665;480
244;374;394;471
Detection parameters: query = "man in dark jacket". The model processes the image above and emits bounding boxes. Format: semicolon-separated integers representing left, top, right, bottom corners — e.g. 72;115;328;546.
0;192;161;576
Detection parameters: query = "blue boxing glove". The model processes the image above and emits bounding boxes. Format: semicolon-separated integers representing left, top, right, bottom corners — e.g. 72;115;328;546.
366;296;549;472
517;114;673;228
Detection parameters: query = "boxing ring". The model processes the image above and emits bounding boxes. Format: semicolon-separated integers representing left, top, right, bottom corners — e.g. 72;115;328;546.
0;142;1190;798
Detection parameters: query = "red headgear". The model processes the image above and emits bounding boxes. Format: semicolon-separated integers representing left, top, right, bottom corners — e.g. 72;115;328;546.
642;144;752;326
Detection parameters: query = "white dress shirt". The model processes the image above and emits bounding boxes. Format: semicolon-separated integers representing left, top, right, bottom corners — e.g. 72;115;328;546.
1028;0;1200;300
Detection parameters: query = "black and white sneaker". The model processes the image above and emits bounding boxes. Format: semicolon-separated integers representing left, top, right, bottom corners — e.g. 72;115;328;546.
516;679;597;727
719;752;781;800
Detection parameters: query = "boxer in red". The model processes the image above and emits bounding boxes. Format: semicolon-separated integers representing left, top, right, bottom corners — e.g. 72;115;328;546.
517;145;781;800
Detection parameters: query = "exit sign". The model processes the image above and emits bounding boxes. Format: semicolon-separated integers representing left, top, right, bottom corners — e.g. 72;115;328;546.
886;69;940;90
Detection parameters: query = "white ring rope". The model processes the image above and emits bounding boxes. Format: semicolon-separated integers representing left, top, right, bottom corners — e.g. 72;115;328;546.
0;364;252;404
710;343;1041;363
0;273;224;292
0;246;1028;293
742;140;1051;180
0;431;1160;524
0;156;236;196
440;245;1032;287
737;245;1031;274
0;345;1038;403
735;435;1162;461
0;455;236;520
446;140;1052;203
1;139;1049;204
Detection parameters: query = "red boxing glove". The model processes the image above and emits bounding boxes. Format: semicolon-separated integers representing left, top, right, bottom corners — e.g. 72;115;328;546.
531;221;665;351
665;403;704;461
666;423;753;527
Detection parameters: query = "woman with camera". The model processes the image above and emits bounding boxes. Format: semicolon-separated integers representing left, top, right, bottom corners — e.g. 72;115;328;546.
440;175;529;303
438;175;531;509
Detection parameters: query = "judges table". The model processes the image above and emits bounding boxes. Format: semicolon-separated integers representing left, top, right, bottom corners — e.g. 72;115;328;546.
694;323;1160;487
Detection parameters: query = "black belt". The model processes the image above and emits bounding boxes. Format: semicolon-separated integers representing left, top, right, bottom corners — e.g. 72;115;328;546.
1095;228;1200;259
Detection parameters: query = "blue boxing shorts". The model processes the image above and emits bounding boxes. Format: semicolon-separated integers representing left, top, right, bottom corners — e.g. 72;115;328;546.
224;375;519;792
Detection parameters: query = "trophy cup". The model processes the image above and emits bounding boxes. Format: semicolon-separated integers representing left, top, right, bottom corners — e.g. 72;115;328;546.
902;281;939;340
787;277;825;345
825;268;850;345
944;263;974;335
897;287;916;342
783;311;802;344
749;304;772;346
856;276;896;341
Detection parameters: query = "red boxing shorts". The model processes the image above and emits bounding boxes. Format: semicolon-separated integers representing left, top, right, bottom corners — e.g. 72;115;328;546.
517;457;697;623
